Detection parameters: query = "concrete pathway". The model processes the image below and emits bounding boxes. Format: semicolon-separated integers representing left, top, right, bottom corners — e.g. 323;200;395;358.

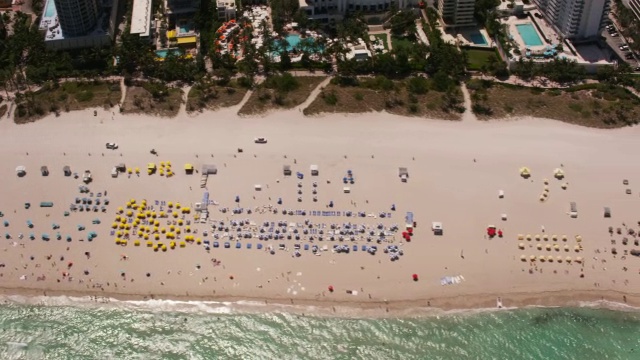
297;76;332;112
459;83;477;122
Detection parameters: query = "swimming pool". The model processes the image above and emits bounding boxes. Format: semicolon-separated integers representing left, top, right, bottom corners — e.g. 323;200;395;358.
469;32;488;45
516;23;543;47
155;48;183;58
44;0;57;18
179;25;191;34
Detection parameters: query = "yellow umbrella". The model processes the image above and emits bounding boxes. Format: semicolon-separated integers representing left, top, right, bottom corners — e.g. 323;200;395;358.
177;220;183;226
151;212;157;219
122;240;128;246
115;238;121;244
159;211;166;218
112;222;118;229
176;228;181;234
159;169;165;176
172;212;178;218
194;214;200;220
196;238;202;244
137;231;143;237
144;234;149;240
182;207;191;214
169;225;175;231
154;234;160;240
127;168;132;174
180;241;186;248
176;203;181;209
154;220;160;226
127;210;133;217
125;224;131;230
147;240;153;247
153;244;159;251
135;167;140;174
134;240;140;246
118;223;125;229
159;161;165;167
161;245;167;252
185;226;191;233
118;207;124;213
166;161;171;167
161;227;166;233
167;202;173;208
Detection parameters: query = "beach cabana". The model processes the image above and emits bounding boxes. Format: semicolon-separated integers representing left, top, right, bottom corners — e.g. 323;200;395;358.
554;168;565;179
569;202;577;218
184;163;194;174
16;166;26;177
604;207;611;218
63;166;72;176
147;163;157;174
202;164;217;175
116;163;126;172
283;165;292;176
519;167;531;178
310;165;319;176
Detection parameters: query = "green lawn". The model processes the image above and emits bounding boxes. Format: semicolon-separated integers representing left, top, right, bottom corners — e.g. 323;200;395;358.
391;35;415;51
465;48;500;71
372;33;388;50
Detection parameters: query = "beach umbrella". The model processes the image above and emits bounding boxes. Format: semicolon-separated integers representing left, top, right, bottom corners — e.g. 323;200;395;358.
564;245;570;251
170;241;176;249
118;223;125;230
147;240;153;247
562;235;567;242
118;207;124;213
176;228;181;234
552;235;558;241
162;245;167;252
178;219;183;226
412;274;419;281
172;212;178;218
169;225;175;231
539;195;545;202
540;256;546;262
185;226;191;233
130;199;136;204
176;203;181;209
154;234;160;240
115;238;121;245
529;255;536;261
144;234;149;240
125;224;131;230
328;285;334;292
112;222;118;229
574;245;581;252
518;243;525;249
127;168;132;174
168;202;173;208
565;256;572;263
536;244;542;250
543;178;549;185
561;183;567;190
554;244;559;251
134;240;140;246
517;234;524;240
180;241;186;248
547;255;554;262
159;169;165;176
556;256;562;262
526;234;532;241
196;238;202;244
126;210;133;217
576;256;583;263
542;235;548;241
575;235;582;242
545;244;551;250
535;234;541;241
520;255;527;261
544;186;549;192
153;245;159;251
161;228;166;234
151;212;157;219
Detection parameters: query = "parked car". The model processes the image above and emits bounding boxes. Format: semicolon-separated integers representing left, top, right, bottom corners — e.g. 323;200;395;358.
611;33;619;37
105;143;118;150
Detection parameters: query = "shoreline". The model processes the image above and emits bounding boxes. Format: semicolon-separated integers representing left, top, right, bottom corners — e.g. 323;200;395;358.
2;286;640;317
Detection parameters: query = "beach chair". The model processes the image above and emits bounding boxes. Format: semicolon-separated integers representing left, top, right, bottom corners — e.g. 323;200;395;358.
224;242;230;248
247;243;252;249
361;245;367;251
353;245;358;252
304;244;310;251
235;242;241;249
213;241;219;248
257;243;263;250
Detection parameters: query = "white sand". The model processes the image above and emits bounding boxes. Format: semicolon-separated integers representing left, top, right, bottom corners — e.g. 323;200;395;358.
1;106;640;310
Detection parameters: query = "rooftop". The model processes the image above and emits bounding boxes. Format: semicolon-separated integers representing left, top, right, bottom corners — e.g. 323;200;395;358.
131;0;152;36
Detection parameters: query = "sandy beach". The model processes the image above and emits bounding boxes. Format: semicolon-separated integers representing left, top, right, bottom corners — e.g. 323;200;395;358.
1;105;640;313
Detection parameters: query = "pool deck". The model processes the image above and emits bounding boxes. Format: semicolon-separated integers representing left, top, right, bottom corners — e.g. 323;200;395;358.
442;28;494;48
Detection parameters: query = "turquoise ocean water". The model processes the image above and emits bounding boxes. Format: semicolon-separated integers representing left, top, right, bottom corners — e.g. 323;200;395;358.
0;297;639;359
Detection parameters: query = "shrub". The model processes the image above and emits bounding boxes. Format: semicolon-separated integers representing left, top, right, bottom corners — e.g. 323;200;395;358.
504;104;514;113
568;103;582;112
323;90;338;105
76;90;94;102
408;77;429;95
354;92;364;101
547;89;561;96
408;104;418;113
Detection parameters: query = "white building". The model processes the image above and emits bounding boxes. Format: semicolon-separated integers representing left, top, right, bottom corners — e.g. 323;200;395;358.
130;0;153;40
217;0;237;21
437;0;476;27
535;0;611;40
299;0;414;21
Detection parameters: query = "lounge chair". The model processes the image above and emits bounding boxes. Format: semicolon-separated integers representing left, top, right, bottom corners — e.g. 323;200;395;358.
213;241;219;248
257;243;263;250
353;245;358;252
304;244;309;250
247;243;252;249
224;242;230;248
235;242;241;249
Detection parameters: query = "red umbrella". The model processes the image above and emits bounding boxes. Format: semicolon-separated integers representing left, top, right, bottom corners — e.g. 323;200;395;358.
328;285;334;292
412;274;419;281
407;228;413;234
498;230;503;237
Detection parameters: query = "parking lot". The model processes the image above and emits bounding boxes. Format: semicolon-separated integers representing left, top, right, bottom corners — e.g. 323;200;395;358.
603;19;640;70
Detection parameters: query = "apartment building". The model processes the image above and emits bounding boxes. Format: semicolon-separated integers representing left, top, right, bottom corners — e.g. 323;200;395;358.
299;0;413;20
622;0;640;21
55;0;99;36
437;0;476;27
535;0;611;39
